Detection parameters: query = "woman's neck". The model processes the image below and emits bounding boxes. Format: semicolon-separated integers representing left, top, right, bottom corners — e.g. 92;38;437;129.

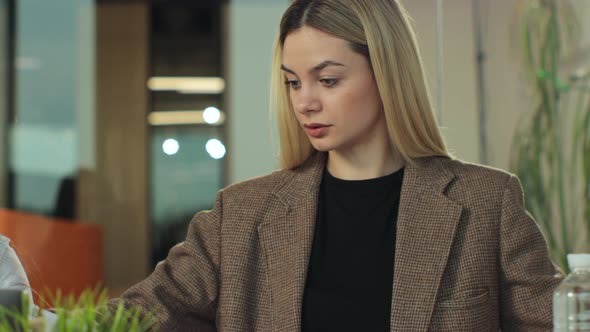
326;146;403;180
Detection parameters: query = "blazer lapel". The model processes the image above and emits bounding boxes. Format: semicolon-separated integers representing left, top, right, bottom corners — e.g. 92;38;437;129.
257;154;462;331
257;153;325;332
390;157;463;331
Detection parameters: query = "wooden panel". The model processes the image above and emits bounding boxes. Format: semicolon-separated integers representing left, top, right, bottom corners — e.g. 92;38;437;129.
0;209;102;305
95;3;150;290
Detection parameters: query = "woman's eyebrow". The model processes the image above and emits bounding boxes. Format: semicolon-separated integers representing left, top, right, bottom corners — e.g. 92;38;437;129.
310;60;345;73
281;60;346;75
281;64;297;75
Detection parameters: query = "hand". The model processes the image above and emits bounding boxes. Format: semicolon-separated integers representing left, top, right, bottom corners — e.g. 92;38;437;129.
28;316;45;332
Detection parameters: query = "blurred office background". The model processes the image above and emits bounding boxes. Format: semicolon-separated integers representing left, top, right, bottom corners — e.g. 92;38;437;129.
0;0;588;295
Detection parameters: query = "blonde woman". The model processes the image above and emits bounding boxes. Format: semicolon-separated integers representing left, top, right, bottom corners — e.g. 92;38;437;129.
114;0;563;330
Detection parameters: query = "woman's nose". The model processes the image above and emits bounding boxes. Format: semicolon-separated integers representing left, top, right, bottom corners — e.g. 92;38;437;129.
294;90;322;114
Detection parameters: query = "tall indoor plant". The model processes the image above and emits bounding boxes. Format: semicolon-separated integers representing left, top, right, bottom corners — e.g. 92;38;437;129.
511;0;590;272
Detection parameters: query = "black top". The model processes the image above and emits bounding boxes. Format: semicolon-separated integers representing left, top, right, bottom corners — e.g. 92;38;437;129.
301;167;404;331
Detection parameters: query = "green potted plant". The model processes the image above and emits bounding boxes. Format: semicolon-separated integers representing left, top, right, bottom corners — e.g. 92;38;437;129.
0;287;156;332
511;0;590;272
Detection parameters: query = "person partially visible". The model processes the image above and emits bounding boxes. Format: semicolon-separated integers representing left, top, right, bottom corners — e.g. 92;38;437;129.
0;235;58;331
0;235;33;306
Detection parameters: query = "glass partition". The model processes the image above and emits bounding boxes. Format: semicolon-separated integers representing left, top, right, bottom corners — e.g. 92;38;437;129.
8;0;95;218
148;2;226;267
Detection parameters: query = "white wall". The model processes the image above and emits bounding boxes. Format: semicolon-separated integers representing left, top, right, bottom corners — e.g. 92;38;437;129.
404;1;534;170
404;0;480;165
474;0;532;170
227;0;288;184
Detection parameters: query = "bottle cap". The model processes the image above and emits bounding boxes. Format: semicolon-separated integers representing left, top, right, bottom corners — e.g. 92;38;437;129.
567;254;590;269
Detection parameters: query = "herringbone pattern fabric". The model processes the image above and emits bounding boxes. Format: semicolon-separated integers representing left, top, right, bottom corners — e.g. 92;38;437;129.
112;153;563;331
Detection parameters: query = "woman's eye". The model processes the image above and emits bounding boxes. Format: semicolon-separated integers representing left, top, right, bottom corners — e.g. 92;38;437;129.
320;78;338;87
285;80;301;89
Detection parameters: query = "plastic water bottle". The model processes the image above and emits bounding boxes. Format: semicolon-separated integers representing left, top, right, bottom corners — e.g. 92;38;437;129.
553;254;590;331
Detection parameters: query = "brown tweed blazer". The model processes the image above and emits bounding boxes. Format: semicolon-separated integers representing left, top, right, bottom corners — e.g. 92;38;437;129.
116;153;563;331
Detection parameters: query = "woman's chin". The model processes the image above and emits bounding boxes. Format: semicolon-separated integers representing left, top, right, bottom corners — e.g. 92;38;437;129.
309;142;333;152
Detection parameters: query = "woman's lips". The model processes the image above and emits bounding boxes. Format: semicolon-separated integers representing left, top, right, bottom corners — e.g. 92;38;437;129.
304;124;331;138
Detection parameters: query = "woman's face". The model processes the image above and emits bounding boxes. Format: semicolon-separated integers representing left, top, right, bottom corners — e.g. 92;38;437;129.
282;26;386;154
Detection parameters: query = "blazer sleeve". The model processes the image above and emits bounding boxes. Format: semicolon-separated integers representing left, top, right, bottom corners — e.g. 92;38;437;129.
110;189;224;331
498;175;564;331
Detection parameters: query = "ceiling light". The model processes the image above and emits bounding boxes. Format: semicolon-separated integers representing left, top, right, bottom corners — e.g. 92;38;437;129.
147;77;225;94
148;110;226;126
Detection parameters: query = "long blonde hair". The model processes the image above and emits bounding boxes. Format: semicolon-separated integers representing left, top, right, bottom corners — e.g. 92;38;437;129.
272;0;449;169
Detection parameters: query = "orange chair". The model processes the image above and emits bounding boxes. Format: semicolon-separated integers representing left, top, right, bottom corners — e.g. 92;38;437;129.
0;209;102;307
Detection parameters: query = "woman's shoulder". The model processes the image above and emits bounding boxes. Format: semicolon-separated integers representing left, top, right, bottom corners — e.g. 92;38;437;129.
220;168;298;202
414;157;519;213
221;154;323;201
442;157;513;181
424;156;517;195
